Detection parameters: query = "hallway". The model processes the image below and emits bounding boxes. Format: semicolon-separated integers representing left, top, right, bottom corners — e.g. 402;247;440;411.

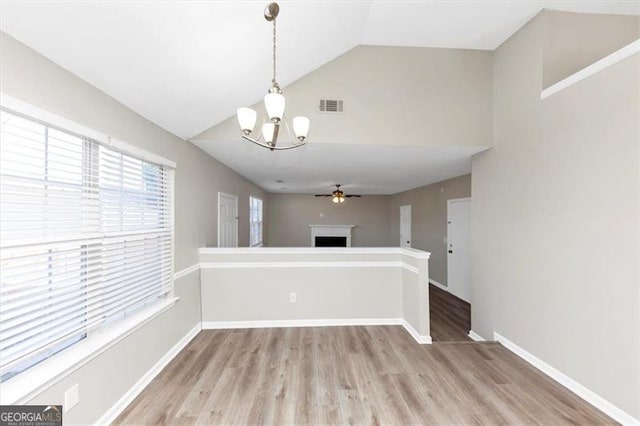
429;284;472;342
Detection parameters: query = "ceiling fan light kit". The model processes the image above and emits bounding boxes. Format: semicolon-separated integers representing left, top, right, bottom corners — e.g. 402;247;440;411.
316;185;362;204
236;2;310;151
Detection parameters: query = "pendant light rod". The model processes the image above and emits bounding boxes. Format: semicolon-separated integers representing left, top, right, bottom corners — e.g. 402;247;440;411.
268;3;279;89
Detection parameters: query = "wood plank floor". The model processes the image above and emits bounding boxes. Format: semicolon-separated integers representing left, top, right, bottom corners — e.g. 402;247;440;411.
429;284;472;342
115;326;614;425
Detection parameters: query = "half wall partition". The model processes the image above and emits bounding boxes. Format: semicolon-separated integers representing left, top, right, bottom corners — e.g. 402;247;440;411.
198;247;431;343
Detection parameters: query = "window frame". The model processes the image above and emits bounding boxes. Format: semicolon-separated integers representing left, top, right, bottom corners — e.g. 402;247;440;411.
0;94;178;404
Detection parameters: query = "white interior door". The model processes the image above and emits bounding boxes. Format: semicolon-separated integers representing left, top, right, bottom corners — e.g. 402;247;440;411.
218;192;238;247
447;198;471;302
400;205;412;247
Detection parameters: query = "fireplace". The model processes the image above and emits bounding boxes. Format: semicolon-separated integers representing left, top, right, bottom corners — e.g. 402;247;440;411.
309;225;355;247
315;236;347;247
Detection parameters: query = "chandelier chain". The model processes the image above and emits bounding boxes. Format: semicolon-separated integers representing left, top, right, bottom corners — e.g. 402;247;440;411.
272;18;277;86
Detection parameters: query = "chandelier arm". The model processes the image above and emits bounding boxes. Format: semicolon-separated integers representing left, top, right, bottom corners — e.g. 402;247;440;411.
268;142;307;151
242;135;306;151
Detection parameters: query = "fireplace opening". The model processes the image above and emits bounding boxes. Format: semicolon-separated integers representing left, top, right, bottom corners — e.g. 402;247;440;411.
315;236;347;247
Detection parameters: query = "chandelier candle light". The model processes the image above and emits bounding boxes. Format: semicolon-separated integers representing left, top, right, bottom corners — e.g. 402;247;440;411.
237;2;310;151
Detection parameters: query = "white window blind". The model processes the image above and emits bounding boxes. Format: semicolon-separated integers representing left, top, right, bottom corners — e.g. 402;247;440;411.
249;196;263;247
0;108;174;382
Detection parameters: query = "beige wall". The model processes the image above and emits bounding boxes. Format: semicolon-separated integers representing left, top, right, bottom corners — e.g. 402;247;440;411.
389;174;471;286
202;267;402;322
267;175;471;260
266;193;391;247
0;32;266;423
199;248;430;339
195;45;493;149
543;10;639;88
471;13;639;420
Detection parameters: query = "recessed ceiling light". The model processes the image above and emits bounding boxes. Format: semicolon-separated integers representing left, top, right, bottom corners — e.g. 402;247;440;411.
280;187;288;190
276;179;284;183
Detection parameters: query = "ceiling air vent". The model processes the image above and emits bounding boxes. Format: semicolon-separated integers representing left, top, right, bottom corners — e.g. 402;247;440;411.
319;99;344;113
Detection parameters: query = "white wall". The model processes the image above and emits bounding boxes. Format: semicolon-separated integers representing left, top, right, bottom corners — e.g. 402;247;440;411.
0;31;266;424
471;11;639;419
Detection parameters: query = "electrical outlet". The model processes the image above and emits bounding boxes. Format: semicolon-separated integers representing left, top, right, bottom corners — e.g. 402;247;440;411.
64;384;79;412
289;292;296;303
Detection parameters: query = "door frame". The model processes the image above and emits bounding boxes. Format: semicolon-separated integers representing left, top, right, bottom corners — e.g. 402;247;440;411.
447;197;471;207
446;197;471;302
218;191;239;247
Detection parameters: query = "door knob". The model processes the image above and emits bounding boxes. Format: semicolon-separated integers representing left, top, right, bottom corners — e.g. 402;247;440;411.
448;250;453;254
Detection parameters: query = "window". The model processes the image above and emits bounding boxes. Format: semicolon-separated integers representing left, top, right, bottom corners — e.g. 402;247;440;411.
249;196;263;247
0;108;174;382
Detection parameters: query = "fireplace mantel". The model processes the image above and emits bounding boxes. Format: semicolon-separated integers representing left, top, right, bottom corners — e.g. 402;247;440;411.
309;225;355;247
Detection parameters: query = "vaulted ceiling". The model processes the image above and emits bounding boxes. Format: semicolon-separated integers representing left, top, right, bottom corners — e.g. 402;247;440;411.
1;1;638;194
2;1;637;140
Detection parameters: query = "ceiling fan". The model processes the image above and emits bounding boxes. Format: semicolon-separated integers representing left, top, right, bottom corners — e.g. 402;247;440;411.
315;184;362;203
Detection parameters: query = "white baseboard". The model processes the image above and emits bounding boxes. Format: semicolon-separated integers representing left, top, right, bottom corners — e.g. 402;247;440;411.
95;323;202;425
429;279;448;292
468;330;485;341
202;318;402;330
401;320;432;344
494;332;639;426
202;318;432;345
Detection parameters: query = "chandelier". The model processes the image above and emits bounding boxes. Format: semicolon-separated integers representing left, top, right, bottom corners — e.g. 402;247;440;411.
236;2;310;151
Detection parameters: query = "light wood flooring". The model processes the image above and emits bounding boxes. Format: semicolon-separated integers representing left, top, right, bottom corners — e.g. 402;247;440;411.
429;284;472;342
115;326;614;425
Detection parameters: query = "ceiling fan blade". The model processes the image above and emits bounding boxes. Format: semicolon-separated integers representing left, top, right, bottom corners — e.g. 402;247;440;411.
345;195;362;198
314;194;331;197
